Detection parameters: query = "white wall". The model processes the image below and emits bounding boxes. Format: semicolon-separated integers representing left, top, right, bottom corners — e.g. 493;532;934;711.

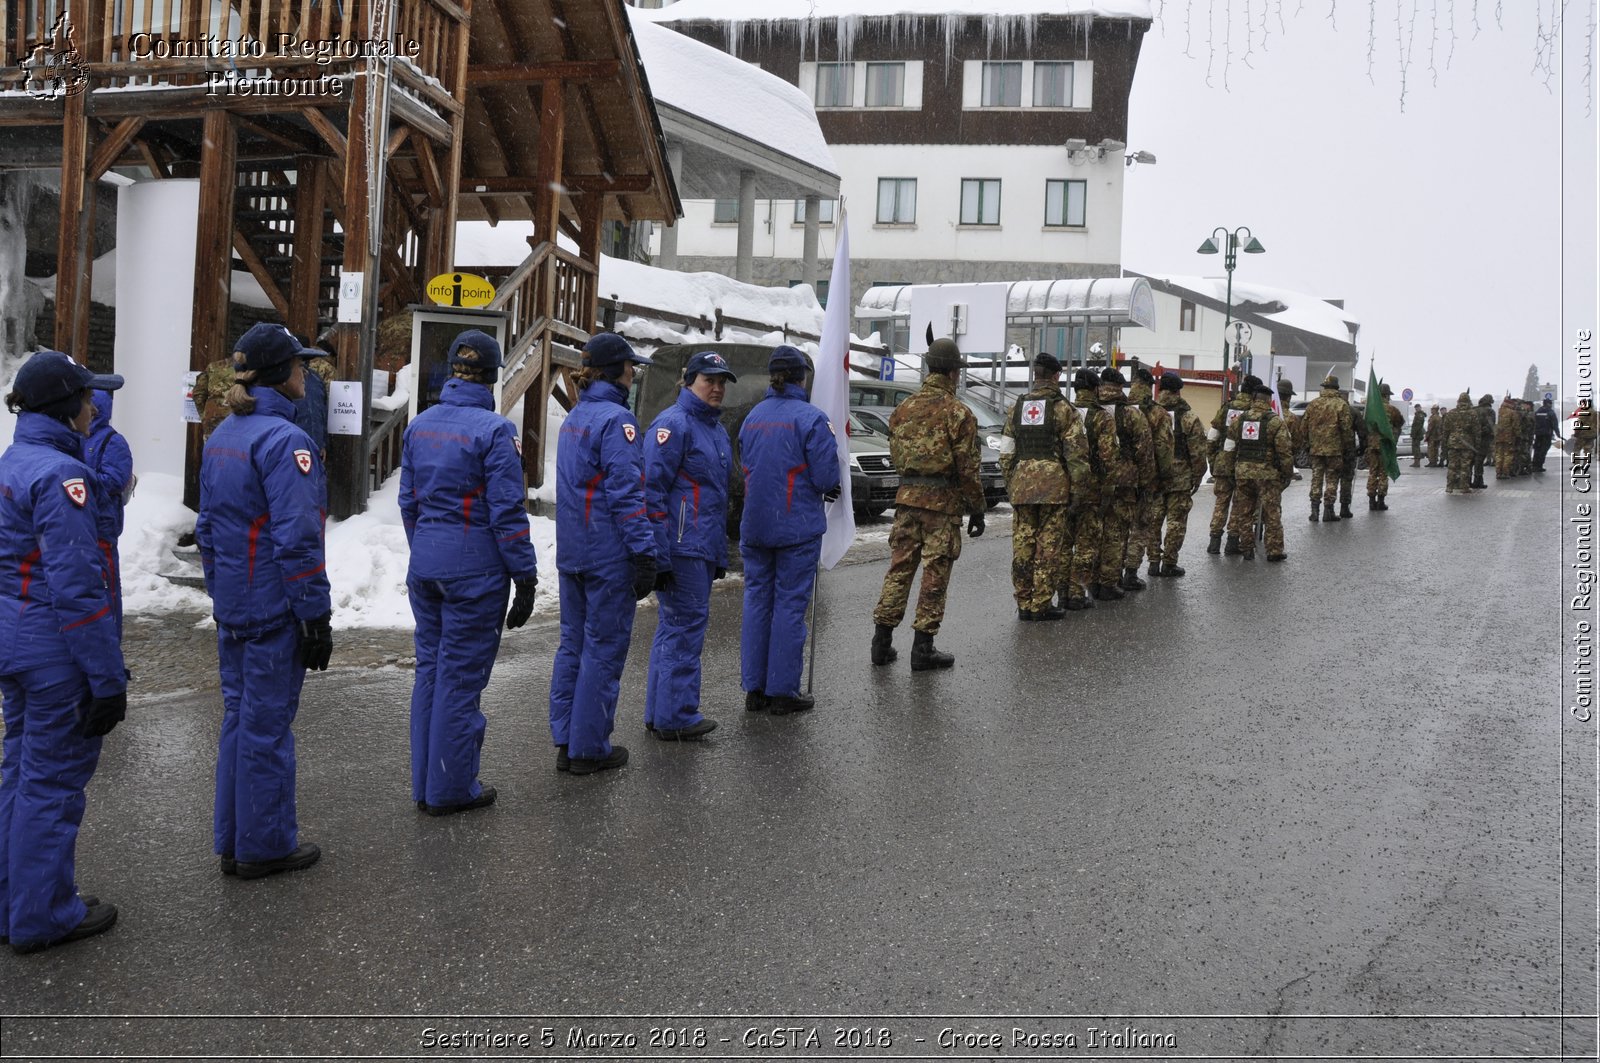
1118;288;1272;374
669;143;1125;271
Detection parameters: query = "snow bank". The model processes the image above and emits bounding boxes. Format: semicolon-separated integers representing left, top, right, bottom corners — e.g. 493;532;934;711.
1136;273;1360;345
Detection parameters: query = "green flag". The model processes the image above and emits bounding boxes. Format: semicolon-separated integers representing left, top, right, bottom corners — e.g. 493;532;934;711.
1365;364;1402;480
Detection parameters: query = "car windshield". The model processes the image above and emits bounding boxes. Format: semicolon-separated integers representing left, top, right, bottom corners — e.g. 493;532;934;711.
959;393;1006;433
851;409;891;436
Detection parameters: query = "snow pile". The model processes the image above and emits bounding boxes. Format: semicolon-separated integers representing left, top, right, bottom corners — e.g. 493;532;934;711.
119;473;213;616
628;7;837;177
1135;273;1360;345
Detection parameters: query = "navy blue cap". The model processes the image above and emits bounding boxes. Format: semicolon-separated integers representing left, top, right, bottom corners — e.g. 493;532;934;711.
13;350;123;410
768;345;808;372
448;329;503;370
685;350;738;382
583;332;652;369
1160;370;1184;390
234;323;314;371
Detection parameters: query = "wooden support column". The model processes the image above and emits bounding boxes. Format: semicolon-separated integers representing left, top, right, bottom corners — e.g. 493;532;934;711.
331;73;378;519
184;108;238;510
520;77;565;489
576;190;605;332
425;0;474;280
289;155;328;340
53;89;96;358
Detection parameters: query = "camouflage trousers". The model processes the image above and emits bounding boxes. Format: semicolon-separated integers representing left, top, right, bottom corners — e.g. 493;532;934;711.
1472;450;1488;484
1338;453;1358;503
1410;437;1423;465
1427;438;1440;464
1445;449;1475;492
1365;448;1391;497
1061;505;1095;600
1125;490;1163;569
1011;504;1068;612
1153;489;1195;565
1228;478;1285;557
1308;456;1342;505
873;505;963;635
1099;490;1139;582
1207;475;1236;537
1494;443;1515;476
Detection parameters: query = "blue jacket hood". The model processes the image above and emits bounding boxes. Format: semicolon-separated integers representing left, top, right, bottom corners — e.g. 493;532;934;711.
89;389;115;435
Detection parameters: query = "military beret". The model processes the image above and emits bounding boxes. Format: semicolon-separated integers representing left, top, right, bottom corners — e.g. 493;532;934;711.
1241;374;1264;392
1072;368;1100;390
1099;366;1126;387
1253;382;1276;396
1159;370;1184;390
1132;366;1155;385
1033;352;1062;374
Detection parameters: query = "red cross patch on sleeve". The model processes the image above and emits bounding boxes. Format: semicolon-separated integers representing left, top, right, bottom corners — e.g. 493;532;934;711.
623;424;637;443
62;478;87;507
294;449;313;474
656;427;672;445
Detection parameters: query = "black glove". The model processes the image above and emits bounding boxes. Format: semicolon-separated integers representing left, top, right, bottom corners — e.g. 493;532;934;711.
505;576;537;630
79;690;126;739
967;512;985;538
653;569;677;594
713;566;727;581
631;555;657;601
822;484;842;503
297;612;333;671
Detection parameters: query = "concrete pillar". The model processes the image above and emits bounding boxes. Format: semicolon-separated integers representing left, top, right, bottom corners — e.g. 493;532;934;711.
658;143;683;269
801;195;820;295
735;169;756;284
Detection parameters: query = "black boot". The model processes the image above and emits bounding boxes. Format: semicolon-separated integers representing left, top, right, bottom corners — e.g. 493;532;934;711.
1159;562;1186;577
1206;533;1222;555
1375;495;1389;510
1340;502;1354;519
1367;495;1376;511
1119;568;1147;591
744;690;769;712
1147;561;1162;578
1323;502;1338;522
1309;503;1320;522
1091;582;1124;601
1063;592;1094;611
1223;534;1242;556
909;630;954;671
870;624;897;666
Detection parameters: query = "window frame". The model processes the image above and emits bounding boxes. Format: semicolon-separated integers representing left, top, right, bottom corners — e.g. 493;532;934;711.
1179;299;1197;332
1043;178;1087;228
711;199;739;225
876;178;918;225
1031;61;1074;108
792;199;838;226
980;61;1023;107
864;61;906;108
959;178;1002;227
813;62;855;108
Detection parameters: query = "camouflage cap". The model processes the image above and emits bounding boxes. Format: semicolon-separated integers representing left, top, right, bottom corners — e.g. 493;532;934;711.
926;337;962;372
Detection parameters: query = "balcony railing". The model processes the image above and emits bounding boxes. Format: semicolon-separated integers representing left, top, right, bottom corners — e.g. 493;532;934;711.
491;240;599;413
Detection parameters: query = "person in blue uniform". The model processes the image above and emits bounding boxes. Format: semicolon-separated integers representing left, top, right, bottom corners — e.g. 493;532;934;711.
196;323;333;880
401;330;537;814
737;345;840;715
642;350;737;741
0;350;126;953
549;332;658;775
84;388;134;636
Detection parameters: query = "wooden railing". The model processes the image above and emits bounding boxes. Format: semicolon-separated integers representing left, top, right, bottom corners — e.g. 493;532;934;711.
4;0;465;94
489;240;599;413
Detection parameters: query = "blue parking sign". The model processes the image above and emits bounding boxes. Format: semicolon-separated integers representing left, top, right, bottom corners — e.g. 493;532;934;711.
1545;391;1555;402
880;357;895;381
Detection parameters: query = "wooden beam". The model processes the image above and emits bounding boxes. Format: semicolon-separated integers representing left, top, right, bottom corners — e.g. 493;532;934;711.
53;88;96;357
465;59;620;85
135;137;170;177
235;113;320;156
424;0;472;281
459;174;653;195
385;125;411;161
191;110;238;369
231;228;291;319
289;155;328;340
413;133;444;206
304;107;348;164
524;75;565;489
87;116;145;181
332;71;375;518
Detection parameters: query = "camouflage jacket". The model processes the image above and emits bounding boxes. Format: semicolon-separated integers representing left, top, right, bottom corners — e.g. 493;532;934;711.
1443;397;1481;453
887;373;984;516
1156;391;1209;490
1225;397;1295;482
1280;410;1305;454
1426;411;1443;442
1301;387;1354;458
308;355;336;386
1070;389;1105;503
1207;392;1254;476
999;383;1090;506
1494;401;1518;445
1474;402;1496;449
1083;383;1156;493
1365;402;1404;452
194;356;236;441
1410;408;1426;440
1130;381;1176;489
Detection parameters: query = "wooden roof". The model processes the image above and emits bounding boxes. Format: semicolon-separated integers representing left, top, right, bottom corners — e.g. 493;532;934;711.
458;0;680;226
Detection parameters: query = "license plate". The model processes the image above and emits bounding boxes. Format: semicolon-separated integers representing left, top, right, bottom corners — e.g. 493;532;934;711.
883;476;900;488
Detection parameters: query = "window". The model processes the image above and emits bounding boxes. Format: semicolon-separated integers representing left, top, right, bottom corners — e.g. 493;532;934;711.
1044;179;1086;227
1179;299;1196;332
981;62;1022;106
1032;62;1073;107
712;199;739;224
959;179;1001;226
814;63;854;107
877;178;917;224
865;62;905;107
1179;355;1196;370
792;198;838;225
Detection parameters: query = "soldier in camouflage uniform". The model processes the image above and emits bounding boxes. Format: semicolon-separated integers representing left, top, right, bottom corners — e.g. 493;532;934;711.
1125;366;1175;583
1493;396;1518;477
1364;383;1404;510
1443;392;1481;493
1149;371;1208;576
1081;367;1155;597
1470;394;1495;488
1516;399;1536;475
193;356;237;442
1060;369;1106;610
1278;378;1305;480
871;337;985;671
1206;374;1261;555
1225;382;1295;561
1425;405;1443;466
998;353;1090;621
1409;404;1426;467
1302;374;1354;522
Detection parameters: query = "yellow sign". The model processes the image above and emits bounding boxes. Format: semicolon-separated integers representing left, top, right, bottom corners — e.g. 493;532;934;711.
426;272;496;309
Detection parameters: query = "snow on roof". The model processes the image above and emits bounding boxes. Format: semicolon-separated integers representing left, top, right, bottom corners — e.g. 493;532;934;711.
601;255;826;336
859;277;1156;329
628;8;837;177
647;1;1152;21
1138;273;1360;346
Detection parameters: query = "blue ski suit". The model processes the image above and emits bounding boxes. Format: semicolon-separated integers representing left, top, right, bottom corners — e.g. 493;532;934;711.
400;378;537;807
550;380;657;759
0;413;125;949
737;384;839;699
643;388;732;732
84;389;133;636
293;367;329;459
195;387;330;865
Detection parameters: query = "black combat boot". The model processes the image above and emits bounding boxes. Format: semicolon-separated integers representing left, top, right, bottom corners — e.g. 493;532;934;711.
1119;568;1147;591
1092;582;1125;601
1340;502;1354;519
1240;544;1255;560
1159;562;1186;577
1323;502;1339;522
1309;502;1320;522
870;624;897;666
1147;561;1162;578
1206;533;1223;555
1223;534;1242;556
1375;495;1389;510
909;630;954;671
1032;603;1066;621
1062;592;1094;611
1367;495;1377;511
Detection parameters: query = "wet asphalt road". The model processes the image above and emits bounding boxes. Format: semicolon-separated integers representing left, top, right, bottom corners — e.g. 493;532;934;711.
0;462;1594;1062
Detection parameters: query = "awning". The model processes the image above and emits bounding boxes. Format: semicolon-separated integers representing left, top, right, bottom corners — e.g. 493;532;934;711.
857;277;1156;330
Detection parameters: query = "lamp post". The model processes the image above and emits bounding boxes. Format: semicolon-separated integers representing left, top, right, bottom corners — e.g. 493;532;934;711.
1197;226;1265;399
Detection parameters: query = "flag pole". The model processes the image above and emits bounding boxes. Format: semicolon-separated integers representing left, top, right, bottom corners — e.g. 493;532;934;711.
805;560;820;695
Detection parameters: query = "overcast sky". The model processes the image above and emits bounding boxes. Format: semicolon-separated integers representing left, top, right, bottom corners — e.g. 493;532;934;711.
1122;1;1596;404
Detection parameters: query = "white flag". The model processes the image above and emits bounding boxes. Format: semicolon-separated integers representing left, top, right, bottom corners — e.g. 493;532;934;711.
812;212;855;569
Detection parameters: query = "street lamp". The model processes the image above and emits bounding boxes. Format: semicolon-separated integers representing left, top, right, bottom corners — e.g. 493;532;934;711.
1197;226;1265;397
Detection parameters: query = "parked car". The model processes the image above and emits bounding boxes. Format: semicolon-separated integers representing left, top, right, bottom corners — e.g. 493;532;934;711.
848;379;1008;507
846;412;898;519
